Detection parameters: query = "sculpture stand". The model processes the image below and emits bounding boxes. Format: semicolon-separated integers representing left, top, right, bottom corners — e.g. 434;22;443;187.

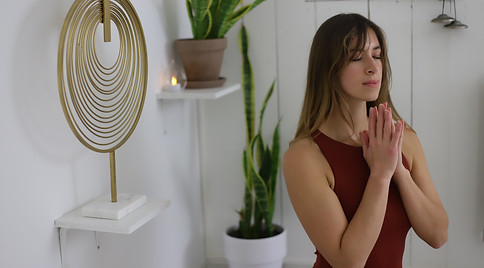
80;152;146;220
81;193;147;220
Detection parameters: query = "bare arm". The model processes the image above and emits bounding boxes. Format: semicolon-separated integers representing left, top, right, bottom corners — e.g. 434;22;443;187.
284;105;402;267
394;129;448;248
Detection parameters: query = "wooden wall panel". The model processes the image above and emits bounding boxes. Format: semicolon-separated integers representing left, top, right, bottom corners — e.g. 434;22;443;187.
204;1;484;267
276;1;318;265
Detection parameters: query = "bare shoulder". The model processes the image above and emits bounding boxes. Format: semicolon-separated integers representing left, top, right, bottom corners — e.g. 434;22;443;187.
402;127;420;149
283;137;333;188
283;137;322;173
284;137;320;162
401;127;425;171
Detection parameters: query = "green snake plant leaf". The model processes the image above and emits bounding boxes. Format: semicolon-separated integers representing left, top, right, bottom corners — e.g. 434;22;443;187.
240;148;253;236
218;0;265;38
253;200;262;236
186;0;195;36
247;134;270;233
237;24;280;239
241;186;253;236
208;0;222;38
256;121;280;236
266;120;281;232
255;137;265;168
242;148;249;184
188;0;213;39
239;25;255;145
257;146;272;185
242;148;254;198
209;0;242;38
186;0;265;39
268;120;281;202
255;80;275;166
257;81;275;135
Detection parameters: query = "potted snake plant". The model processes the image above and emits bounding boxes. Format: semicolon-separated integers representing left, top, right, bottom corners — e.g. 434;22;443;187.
175;0;265;88
223;24;286;268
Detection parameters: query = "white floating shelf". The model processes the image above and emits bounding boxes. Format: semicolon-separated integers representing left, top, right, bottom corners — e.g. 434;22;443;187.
156;83;241;100
55;198;170;234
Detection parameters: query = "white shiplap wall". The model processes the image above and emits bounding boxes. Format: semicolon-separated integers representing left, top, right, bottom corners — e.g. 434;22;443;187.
202;0;484;267
0;0;207;267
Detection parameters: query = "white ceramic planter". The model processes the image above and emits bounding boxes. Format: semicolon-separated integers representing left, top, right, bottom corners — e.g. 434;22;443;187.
224;225;287;268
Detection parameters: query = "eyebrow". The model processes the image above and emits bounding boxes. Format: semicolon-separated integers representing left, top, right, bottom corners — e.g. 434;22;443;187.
350;46;381;53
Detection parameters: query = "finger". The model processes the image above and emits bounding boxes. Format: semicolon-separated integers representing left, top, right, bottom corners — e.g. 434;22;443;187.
377;104;384;139
398;120;404;149
368;107;376;138
391;118;396;140
383;108;393;141
392;120;404;147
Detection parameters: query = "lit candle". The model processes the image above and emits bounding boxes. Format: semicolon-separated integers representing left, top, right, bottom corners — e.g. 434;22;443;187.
161;59;186;92
171;76;177;85
165;75;181;91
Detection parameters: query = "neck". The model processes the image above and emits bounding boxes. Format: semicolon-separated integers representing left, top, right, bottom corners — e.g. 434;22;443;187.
319;101;368;146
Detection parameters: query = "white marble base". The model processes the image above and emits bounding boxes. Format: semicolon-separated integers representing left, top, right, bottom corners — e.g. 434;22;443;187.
81;193;147;220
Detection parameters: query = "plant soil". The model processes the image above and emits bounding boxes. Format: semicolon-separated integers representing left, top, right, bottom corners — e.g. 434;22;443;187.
227;225;284;239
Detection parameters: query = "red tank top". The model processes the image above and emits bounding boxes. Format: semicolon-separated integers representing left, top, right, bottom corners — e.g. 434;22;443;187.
312;130;411;268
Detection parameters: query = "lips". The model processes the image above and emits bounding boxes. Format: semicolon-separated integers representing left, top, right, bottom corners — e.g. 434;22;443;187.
363;80;380;87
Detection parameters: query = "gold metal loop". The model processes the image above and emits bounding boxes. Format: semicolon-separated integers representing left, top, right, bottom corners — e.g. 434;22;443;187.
58;0;147;154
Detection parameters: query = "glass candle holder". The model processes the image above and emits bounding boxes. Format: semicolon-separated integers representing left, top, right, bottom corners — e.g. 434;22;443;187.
161;59;187;92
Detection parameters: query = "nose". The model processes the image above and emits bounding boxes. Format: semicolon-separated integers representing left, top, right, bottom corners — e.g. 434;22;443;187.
365;58;379;74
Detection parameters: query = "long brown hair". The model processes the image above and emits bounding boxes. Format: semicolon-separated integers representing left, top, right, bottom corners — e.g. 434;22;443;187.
293;13;409;142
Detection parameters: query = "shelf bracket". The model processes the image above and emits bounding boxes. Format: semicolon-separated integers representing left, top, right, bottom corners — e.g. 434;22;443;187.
58;228;69;268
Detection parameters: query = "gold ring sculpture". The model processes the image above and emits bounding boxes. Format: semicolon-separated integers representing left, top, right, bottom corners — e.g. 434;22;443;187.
58;0;147;202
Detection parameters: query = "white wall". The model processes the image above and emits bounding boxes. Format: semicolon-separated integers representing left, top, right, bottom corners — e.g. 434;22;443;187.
2;0;484;267
199;0;279;262
202;0;484;267
0;0;206;267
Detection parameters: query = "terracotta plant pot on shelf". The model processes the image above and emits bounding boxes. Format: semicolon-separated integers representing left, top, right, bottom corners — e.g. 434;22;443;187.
175;38;227;89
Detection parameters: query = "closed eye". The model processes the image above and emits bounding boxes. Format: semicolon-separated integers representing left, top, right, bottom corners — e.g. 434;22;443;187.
351;52;363;61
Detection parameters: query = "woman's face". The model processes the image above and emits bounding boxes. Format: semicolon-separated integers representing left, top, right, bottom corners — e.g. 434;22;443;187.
339;28;383;104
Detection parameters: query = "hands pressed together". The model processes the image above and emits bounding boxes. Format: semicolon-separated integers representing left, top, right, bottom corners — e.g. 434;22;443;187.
360;103;405;181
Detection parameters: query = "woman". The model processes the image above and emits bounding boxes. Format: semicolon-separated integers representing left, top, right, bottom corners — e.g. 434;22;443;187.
283;13;448;268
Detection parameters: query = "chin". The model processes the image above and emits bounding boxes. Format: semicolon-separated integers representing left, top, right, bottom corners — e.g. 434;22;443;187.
369;90;381;101
365;94;379;102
